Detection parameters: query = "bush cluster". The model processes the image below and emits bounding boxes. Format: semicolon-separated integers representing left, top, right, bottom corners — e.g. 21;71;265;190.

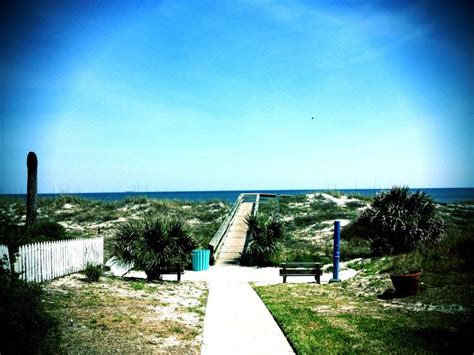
27;219;68;242
243;214;284;266
0;217;70;270
346;186;445;255
0;274;61;354
84;262;103;282
111;217;197;280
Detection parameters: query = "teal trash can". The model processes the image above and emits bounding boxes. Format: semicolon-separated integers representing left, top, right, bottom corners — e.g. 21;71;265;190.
192;249;210;271
203;249;210;270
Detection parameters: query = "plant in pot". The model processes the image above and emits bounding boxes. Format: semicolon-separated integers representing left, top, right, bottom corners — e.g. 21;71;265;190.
389;252;422;297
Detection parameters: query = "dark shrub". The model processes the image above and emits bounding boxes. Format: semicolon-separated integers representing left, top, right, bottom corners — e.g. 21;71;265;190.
350;186;445;255
111;218;197;281
340;238;372;260
389;251;423;274
0;274;61;354
243;214;284;266
0;217;28;271
345;200;366;209
28;219;68;241
84;262;103;282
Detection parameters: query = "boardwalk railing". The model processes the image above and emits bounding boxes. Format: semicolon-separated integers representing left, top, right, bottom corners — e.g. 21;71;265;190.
208;194;246;264
0;236;103;282
207;193;280;264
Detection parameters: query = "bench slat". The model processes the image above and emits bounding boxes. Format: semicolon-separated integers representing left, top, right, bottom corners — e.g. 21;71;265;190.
281;262;320;267
280;269;320;276
161;268;184;273
158;264;183;281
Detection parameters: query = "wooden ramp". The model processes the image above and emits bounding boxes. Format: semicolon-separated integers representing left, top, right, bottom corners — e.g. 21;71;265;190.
215;202;253;265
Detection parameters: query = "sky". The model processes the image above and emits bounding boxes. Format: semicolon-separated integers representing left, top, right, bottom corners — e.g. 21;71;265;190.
0;0;473;193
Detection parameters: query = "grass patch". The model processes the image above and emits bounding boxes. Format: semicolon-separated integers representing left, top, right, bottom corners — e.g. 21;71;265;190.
254;283;472;354
45;276;208;353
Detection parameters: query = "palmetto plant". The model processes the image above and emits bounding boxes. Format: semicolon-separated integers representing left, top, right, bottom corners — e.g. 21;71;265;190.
111;218;197;281
355;186;445;255
244;214;284;266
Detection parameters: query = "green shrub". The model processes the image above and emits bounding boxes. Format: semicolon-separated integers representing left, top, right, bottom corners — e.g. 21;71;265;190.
27;219;68;242
345;200;366;209
421;207;474;274
84;262;103;282
0;274;61;354
389;251;423;274
190;220;222;248
284;249;331;264
111;218;197;280
243;214;284;266
123;196;149;205
0;218;29;271
347;193;373;202
293;214;318;227
350;186;445;255
340;238;372;260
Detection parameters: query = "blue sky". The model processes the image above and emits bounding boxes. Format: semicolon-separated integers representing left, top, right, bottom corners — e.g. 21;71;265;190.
1;0;473;193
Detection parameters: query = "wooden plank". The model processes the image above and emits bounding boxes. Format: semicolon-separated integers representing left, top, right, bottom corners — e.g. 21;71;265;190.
208;194;245;261
280;269;320;276
258;193;278;198
160;267;185;273
281;262;321;267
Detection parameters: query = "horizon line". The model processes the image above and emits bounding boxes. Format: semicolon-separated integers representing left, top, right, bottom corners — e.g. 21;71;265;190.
1;186;473;196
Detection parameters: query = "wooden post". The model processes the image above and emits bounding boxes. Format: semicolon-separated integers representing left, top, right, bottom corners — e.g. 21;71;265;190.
26;152;38;226
254;194;260;216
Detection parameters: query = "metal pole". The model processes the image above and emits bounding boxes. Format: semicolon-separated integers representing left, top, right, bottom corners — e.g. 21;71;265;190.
329;220;341;283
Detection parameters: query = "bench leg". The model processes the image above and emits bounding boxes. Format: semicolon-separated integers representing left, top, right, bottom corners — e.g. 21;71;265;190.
178;269;181;282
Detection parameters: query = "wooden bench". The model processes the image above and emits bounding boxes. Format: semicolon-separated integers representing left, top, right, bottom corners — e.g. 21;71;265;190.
279;262;322;284
159;263;184;282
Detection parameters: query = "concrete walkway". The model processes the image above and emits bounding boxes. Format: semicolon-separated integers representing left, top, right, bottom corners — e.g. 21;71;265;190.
107;262;358;354
201;279;294;354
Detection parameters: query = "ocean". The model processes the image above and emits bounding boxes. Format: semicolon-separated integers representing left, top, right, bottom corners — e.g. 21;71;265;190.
2;188;474;204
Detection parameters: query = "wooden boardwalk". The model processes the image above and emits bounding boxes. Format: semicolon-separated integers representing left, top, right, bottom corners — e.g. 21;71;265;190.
215;202;253;265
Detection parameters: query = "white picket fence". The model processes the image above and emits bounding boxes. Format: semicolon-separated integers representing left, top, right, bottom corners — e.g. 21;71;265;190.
0;237;103;282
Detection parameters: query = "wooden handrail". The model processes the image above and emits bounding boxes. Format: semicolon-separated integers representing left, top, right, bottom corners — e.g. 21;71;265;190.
253;194;260;216
208;194;245;264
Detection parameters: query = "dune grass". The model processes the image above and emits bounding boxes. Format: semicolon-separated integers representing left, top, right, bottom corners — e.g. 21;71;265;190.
0;195;230;255
255;193;368;263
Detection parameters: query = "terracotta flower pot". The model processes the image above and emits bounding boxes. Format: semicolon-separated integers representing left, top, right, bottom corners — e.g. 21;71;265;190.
390;272;421;297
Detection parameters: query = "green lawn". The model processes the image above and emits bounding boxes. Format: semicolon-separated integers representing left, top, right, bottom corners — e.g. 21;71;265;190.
253;282;472;354
254;200;474;354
